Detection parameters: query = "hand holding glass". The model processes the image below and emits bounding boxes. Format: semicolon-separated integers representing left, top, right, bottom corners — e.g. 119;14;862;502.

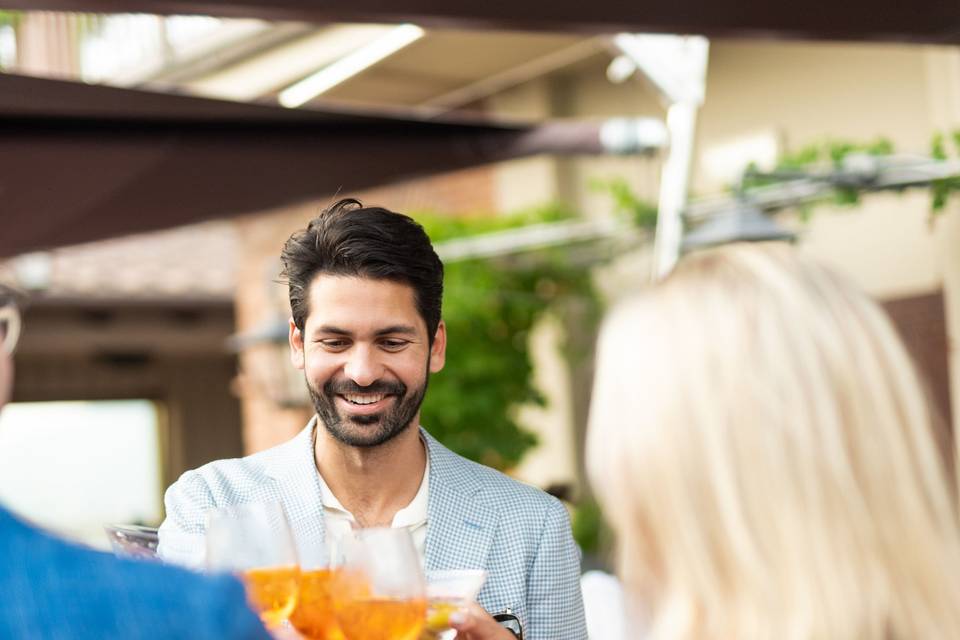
423;569;487;636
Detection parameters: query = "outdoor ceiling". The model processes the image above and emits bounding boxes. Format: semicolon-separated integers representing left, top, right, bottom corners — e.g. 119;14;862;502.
8;0;960;43
4;0;958;257
0;73;623;257
316;31;594;109
0;12;653;259
169;23;399;102
156;25;598;112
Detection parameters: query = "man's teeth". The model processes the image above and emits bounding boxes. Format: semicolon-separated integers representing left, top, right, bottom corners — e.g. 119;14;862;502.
344;393;386;405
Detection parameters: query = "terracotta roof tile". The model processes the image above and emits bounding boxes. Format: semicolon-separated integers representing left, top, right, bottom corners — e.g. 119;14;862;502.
1;221;238;301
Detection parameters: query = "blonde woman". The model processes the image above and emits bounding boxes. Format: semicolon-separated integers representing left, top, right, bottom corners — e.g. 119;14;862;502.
587;242;960;639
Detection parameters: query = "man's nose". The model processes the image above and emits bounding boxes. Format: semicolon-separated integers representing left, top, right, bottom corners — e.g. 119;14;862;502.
342;346;384;388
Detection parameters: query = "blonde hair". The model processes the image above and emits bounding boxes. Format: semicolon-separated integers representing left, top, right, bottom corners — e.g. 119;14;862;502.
587;242;960;639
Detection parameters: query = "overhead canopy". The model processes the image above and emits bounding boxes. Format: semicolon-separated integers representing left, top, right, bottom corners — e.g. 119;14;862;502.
0;73;632;257
7;0;960;43
5;2;954;257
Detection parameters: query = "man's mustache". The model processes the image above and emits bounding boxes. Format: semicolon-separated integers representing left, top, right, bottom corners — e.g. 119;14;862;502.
323;379;406;396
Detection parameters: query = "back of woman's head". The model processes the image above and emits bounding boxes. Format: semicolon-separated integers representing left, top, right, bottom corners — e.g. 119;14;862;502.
587;242;960;639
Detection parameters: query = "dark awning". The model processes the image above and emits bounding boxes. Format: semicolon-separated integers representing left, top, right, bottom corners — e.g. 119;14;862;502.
6;0;960;43
0;73;642;257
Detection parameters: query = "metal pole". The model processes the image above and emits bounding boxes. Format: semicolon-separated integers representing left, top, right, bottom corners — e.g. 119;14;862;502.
611;33;709;279
652;101;699;278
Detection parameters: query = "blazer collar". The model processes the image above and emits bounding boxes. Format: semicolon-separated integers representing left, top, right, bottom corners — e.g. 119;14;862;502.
262;418;498;572
261;417;327;556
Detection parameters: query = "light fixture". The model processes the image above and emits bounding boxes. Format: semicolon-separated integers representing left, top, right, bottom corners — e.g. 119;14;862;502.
682;200;796;251
227;318;309;408
606;54;637;84
599;117;669;154
11;252;52;291
278;23;425;108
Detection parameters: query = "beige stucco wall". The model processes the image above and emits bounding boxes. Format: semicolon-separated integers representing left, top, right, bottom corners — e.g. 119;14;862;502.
697;42;960;444
488;40;960;490
695;41;960;298
511;315;578;488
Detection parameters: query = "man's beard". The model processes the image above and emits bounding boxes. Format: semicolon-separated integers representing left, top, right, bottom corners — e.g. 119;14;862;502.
307;370;429;448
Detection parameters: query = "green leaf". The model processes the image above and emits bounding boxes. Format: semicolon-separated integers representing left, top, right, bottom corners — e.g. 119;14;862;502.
932;132;948;160
589;177;658;229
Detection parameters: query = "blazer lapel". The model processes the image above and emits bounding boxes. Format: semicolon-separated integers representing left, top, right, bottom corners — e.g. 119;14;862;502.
422;429;499;573
262;423;499;571
262;417;327;559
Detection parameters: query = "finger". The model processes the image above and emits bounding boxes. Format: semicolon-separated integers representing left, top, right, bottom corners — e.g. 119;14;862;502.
449;603;505;638
449;607;477;632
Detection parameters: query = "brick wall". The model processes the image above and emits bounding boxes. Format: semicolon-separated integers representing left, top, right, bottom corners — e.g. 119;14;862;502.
882;290;952;431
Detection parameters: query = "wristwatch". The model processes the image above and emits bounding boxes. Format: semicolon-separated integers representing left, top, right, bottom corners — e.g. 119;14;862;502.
493;611;523;640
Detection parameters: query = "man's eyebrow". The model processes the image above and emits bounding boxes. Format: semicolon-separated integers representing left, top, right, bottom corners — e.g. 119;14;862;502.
375;325;418;337
314;325;352;336
312;325;418;337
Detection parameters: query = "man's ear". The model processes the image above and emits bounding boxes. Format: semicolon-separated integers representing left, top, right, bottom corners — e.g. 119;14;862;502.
429;320;446;373
289;318;305;370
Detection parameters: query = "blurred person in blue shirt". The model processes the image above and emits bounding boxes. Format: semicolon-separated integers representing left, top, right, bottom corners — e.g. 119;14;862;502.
0;284;270;640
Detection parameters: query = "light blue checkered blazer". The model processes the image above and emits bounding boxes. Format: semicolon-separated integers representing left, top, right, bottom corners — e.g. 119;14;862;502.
159;419;587;640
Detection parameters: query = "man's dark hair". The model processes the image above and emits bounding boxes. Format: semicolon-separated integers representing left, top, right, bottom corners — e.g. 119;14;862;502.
280;198;444;342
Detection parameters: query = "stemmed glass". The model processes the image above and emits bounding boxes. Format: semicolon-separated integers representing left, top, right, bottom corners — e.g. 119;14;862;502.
422;570;487;638
332;528;427;640
289;539;346;640
206;502;300;629
103;524;160;560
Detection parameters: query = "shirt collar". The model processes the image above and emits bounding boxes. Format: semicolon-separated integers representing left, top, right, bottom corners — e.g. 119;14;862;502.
314;430;430;529
391;449;429;528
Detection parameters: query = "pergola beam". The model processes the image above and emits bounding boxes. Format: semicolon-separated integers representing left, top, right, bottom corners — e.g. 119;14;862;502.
4;1;959;44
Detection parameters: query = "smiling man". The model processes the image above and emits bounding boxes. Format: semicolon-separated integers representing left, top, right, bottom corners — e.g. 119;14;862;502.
159;199;587;640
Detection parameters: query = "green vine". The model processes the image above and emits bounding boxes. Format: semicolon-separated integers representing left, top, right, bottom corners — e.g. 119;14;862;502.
928;131;960;211
741;137;895;220
414;203;603;472
589;177;659;229
740;133;960;220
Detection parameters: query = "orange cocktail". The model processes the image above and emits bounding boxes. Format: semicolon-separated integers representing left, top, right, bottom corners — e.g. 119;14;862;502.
331;528;427;640
240;564;300;628
289;568;346;640
336;597;426;640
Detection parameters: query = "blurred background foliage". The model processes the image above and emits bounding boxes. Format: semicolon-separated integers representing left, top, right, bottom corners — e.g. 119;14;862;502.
590;177;659;230
414;203;602;472
413;193;658;556
0;10;20;29
571;497;613;561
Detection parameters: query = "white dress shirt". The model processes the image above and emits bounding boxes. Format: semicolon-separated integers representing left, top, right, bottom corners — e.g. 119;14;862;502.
315;441;430;562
